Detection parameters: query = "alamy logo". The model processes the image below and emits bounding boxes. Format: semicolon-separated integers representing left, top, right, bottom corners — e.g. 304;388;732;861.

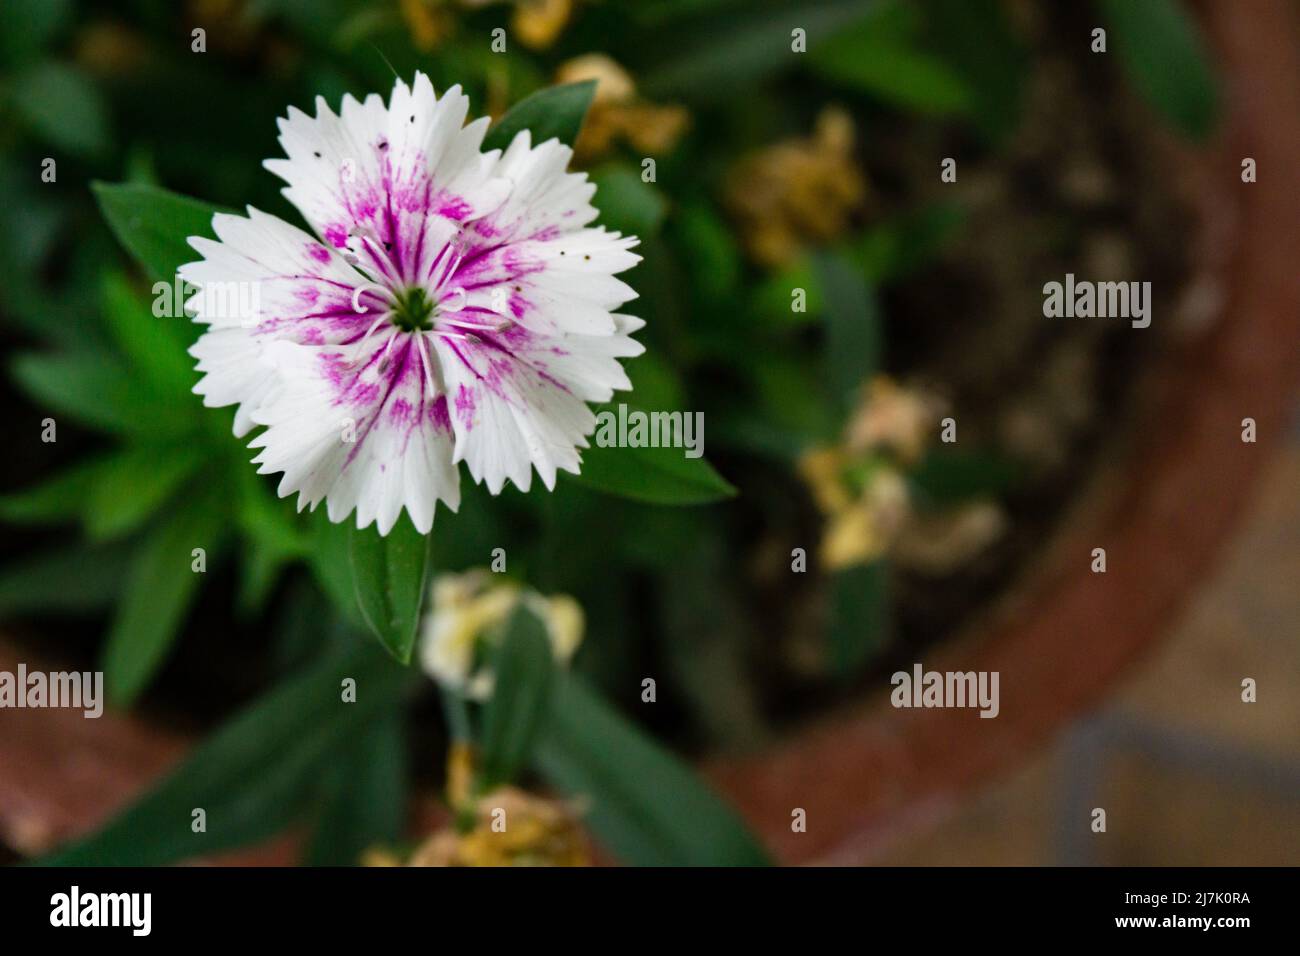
593;403;705;459
1042;273;1151;328
0;665;103;718
50;886;151;936
153;276;262;327
890;664;1000;718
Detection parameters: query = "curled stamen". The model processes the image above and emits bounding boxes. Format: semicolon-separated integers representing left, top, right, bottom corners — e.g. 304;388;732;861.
448;317;513;333
351;312;391;363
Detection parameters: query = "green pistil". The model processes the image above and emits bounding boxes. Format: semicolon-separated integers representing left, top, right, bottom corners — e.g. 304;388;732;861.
390;286;435;333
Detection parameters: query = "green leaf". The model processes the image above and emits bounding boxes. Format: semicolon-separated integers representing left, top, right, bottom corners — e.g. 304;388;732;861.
234;473;309;614
922;0;1027;142
0;0;72;66
0;542;130;617
571;431;736;506
641;0;879;98
348;517;433;664
44;640;414;866
309;509;363;625
591;166;668;237
306;708;408;866
101;494;227;706
753;257;824;329
811;39;972;115
674;201;742;303
0;459;103;525
1099;0;1219;140
855;203;966;282
909;449;1022;505
534;675;771;866
479;604;556;790
100;271;196;394
93;182;230;281
827;560;889;679
482;81;595;153
10;62;109;158
813;252;881;405
84;446;206;541
10;352;196;438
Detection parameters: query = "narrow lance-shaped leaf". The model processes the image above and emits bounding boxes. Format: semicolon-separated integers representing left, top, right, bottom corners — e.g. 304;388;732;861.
100;270;197;393
101;491;227;706
813;251;881;408
83;445;205;542
828;559;890;679
482;81;595;152
348;517;433;664
533;674;772;866
1099;0;1219;141
306;708;408;866
44;640;415;866
9;352;196;438
93;181;231;282
571;436;736;506
0;542;131;617
479;603;556;790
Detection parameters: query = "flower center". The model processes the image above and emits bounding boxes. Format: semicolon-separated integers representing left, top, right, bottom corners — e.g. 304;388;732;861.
389;286;435;333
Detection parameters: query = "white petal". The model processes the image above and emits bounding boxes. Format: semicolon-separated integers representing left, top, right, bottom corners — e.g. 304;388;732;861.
248;334;460;533
263;73;510;284
434;335;596;494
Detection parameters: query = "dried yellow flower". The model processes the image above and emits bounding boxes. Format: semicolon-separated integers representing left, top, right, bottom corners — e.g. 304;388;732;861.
555;54;690;161
820;469;909;570
845;376;946;464
400;0;454;51
513;0;573;50
726;106;867;267
419;570;584;700
408;787;589;866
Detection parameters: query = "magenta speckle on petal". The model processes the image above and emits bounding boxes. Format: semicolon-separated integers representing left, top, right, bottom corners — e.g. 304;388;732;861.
306;243;331;264
454;384;476;426
324;226;348;247
389;397;413;424
430;395;451;430
508;291;529;319
436;195;473;220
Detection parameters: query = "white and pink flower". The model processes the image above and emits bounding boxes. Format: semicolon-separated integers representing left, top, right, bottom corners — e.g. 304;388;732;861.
181;73;643;534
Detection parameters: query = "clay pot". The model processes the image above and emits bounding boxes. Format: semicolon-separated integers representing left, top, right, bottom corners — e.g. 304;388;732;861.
2;0;1297;865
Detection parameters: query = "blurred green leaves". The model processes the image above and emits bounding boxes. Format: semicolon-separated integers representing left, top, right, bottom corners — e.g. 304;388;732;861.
4;268;301;702
827;559;889;679
483;81;595;151
535;674;771;866
479;604;556;790
44;638;416;866
1100;0;1219;140
9;62;109;158
813;251;881;406
101;488;226;705
0;0;72;67
811;21;972;117
9;351;193;438
641;0;879;99
93;183;228;282
592;166;668;237
572;435;736;505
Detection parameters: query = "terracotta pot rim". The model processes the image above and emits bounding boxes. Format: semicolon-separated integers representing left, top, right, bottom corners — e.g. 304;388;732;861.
704;0;1300;864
